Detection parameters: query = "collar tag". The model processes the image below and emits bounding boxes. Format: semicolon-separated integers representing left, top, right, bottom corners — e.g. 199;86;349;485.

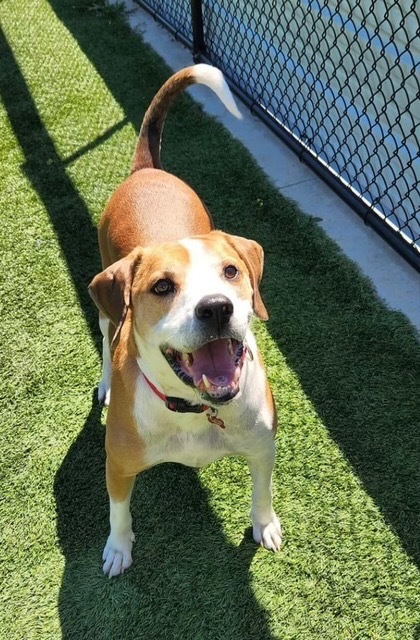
206;407;226;429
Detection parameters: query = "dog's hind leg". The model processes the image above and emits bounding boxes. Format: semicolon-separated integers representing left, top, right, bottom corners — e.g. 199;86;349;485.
98;312;112;406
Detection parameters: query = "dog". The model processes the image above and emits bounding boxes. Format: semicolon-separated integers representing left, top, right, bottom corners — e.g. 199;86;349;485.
88;64;281;577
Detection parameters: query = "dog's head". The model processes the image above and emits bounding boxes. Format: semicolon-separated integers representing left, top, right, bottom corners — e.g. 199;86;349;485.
89;231;268;405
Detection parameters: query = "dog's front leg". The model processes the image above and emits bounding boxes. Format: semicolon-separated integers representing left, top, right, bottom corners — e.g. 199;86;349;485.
102;458;136;577
247;442;282;551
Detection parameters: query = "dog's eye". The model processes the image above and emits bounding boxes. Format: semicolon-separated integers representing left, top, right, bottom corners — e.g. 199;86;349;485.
151;279;174;296
224;265;238;280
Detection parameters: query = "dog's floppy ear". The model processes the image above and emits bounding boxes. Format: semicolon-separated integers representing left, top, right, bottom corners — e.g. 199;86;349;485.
88;248;143;343
221;232;269;321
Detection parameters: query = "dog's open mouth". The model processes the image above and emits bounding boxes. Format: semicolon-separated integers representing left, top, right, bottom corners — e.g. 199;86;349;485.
162;338;246;404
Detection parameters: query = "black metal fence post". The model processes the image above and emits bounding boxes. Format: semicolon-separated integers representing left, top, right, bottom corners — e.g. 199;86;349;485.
190;0;205;60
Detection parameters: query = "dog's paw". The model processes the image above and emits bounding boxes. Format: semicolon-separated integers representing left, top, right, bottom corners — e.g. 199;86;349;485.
102;531;135;577
98;379;111;406
252;513;282;552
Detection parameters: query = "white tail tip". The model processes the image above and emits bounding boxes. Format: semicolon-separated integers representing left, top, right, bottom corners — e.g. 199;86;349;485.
192;64;242;119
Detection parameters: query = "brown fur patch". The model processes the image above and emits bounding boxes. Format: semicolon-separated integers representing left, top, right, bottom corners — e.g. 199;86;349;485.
105;310;148;492
98;169;213;267
131;243;191;335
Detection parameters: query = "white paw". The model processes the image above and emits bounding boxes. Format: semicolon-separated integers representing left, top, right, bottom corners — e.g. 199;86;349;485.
252;513;282;552
98;379;111;406
102;531;135;577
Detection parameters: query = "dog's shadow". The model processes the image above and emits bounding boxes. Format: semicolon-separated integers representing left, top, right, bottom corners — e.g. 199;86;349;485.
54;393;273;640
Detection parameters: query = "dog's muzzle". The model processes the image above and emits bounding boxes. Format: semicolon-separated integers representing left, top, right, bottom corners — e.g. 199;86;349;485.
161;295;249;404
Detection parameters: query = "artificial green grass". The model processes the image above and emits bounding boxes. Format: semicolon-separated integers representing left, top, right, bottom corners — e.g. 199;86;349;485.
1;0;419;638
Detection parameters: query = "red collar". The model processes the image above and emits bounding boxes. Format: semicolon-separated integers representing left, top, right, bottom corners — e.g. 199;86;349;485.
143;373;225;428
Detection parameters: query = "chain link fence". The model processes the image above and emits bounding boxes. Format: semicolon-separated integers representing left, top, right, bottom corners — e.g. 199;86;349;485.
136;0;192;45
135;0;420;271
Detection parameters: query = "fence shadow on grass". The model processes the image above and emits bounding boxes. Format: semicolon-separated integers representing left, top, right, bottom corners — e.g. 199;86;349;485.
0;17;274;640
0;26;101;348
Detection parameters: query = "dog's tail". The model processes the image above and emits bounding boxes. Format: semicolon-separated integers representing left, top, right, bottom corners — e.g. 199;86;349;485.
131;64;241;173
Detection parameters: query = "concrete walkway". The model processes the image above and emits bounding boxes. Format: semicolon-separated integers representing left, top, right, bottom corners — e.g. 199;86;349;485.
125;1;419;332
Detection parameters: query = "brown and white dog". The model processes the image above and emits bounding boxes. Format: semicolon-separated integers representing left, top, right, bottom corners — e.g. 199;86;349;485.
89;64;281;577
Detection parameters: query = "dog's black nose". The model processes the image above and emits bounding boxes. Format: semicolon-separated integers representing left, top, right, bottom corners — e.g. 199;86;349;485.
195;295;234;332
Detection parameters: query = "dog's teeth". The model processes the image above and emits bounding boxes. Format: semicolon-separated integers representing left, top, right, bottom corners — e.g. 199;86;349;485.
182;353;193;367
227;339;234;357
202;374;212;390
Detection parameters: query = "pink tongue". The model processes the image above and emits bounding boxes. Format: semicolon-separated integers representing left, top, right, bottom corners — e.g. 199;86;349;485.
190;339;236;387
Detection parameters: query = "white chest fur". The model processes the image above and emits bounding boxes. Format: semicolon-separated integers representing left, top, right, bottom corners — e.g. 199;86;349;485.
146;416;230;467
133;381;239;467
